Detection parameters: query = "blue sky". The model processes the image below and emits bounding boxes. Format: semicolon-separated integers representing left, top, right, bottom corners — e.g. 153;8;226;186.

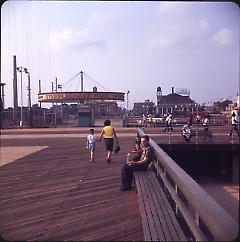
1;1;239;109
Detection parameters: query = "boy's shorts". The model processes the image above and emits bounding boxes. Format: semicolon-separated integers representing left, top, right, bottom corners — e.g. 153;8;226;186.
89;143;96;150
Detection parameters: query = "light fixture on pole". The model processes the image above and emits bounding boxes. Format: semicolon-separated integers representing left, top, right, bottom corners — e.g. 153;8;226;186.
24;68;31;111
16;66;24;127
24;68;32;128
127;90;130;113
58;84;63;120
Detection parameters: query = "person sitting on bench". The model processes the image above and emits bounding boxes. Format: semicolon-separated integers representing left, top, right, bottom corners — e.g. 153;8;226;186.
120;135;154;191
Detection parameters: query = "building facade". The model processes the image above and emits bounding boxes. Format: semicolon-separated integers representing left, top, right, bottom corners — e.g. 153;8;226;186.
132;99;155;116
156;87;197;116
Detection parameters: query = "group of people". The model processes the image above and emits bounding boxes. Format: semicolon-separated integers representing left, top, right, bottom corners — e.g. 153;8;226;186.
85;119;154;192
86;113;239;192
182;114;211;142
86;119;118;163
164;112;239;143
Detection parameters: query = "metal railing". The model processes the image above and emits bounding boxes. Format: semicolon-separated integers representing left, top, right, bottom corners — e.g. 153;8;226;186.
137;128;238;241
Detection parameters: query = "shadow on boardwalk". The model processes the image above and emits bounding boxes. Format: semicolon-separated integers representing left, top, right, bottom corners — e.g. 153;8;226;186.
0;130;143;241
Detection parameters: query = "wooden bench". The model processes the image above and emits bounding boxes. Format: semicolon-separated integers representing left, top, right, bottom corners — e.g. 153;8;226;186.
134;168;187;241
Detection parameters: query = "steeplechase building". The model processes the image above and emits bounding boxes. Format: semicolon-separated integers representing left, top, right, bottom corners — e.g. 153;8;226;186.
156;87;198;116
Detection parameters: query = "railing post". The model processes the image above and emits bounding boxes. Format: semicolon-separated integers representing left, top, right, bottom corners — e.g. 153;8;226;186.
196;124;198;145
168;130;171;145
175;184;178;215
195;211;200;226
163;168;167;192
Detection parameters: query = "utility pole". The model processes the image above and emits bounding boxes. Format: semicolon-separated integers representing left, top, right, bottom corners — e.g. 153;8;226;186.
127;91;130;114
13;56;18;109
25;69;31;112
55;77;57;127
51;81;54;108
13;56;18;127
55;77;58;92
80;71;83;92
24;68;32;128
38;80;41;108
16;66;23;127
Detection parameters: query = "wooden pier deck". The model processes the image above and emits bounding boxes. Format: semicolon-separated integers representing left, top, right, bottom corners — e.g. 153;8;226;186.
0;125;238;241
0;128;143;241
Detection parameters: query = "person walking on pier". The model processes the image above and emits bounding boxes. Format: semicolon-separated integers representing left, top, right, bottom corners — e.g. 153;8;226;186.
99;119;119;163
196;113;201;124
229;112;239;137
203;114;210;141
164;113;173;132
182;122;192;142
86;128;96;162
120;135;154;191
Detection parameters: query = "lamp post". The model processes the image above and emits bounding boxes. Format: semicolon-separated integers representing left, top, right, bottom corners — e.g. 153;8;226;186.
127;90;130;114
16;66;24;127
16;66;31;127
24;68;32;128
24;68;31;111
58;84;63;120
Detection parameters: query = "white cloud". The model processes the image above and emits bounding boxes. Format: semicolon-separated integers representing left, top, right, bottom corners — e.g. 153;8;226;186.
151;26;184;49
210;28;235;46
49;28;105;53
48;11;116;54
198;19;209;31
87;12;116;31
157;2;188;15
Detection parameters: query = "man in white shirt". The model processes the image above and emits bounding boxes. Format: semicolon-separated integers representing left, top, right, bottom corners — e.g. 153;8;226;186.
229;112;239;137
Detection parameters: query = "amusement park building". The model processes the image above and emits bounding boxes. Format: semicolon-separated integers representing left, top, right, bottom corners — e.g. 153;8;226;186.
156;87;198;116
132;100;155;116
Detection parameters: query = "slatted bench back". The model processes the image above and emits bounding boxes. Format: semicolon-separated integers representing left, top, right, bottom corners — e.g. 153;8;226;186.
134;169;187;241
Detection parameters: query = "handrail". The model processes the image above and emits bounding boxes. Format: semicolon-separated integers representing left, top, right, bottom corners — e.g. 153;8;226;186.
137;128;238;241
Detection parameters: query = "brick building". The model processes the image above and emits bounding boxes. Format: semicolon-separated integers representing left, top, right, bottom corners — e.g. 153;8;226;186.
156;87;197;117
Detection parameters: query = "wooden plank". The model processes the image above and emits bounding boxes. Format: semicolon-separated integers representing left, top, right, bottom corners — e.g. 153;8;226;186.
147;170;187;241
141;171;174;241
134;169;187;241
137;172;159;241
134;172;152;241
0;133;144;241
137;171;167;241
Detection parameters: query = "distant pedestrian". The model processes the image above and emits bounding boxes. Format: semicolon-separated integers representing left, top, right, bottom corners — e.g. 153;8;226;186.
149;114;153;127
196;113;201;125
86;128;96;162
142;114;146;129
182;122;192;142
99;119;119;163
188;112;193;126
203;114;210;140
229;112;239;137
164;113;173;132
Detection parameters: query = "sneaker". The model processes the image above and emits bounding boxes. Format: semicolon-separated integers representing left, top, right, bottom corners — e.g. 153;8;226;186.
106;158;111;163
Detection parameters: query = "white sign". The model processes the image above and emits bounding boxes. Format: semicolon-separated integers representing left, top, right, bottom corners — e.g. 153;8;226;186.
175;88;190;96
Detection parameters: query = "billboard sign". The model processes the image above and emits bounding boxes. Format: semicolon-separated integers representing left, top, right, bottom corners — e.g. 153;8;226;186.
38;92;125;103
175;88;190;96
